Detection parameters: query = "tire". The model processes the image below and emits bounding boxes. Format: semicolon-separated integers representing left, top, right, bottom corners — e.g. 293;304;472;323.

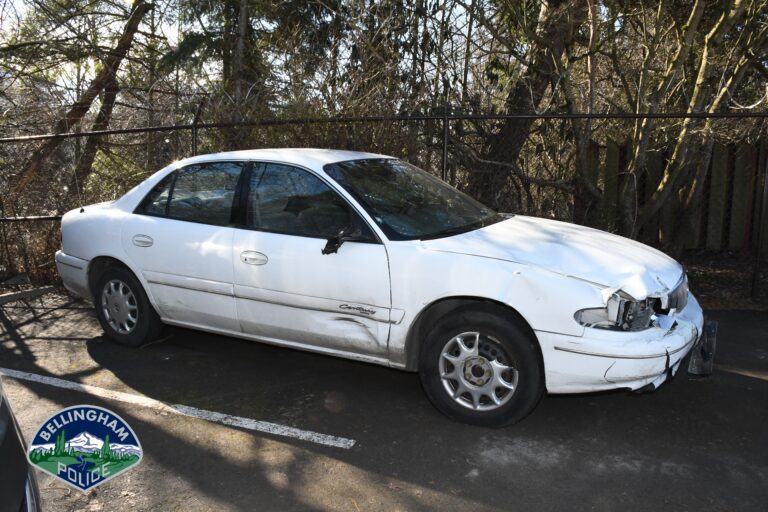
94;265;163;347
418;304;544;427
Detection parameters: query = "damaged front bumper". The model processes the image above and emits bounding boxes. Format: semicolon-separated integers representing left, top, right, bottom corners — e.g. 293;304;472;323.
539;292;706;393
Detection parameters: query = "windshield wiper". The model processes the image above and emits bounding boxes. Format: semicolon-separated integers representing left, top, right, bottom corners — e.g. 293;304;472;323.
419;226;476;240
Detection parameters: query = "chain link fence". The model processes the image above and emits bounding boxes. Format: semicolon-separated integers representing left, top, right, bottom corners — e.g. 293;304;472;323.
1;112;766;303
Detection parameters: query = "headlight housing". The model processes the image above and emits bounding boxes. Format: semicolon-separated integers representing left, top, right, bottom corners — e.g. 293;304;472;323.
574;292;656;331
574;274;689;332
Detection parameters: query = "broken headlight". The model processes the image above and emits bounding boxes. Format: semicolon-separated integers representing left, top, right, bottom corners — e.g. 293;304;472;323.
574;292;657;331
656;274;689;314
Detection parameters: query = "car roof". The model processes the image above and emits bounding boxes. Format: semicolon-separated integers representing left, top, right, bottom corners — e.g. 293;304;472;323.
113;148;396;214
174;148;394;170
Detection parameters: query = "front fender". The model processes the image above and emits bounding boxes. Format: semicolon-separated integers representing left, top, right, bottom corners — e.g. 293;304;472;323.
386;242;604;367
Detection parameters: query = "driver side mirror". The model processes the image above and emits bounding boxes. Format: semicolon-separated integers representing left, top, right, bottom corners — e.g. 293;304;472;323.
321;224;361;255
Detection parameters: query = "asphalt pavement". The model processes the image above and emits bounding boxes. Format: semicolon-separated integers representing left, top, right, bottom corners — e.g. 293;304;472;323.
1;292;766;511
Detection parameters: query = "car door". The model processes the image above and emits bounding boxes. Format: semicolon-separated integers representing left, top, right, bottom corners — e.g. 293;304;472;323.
122;161;246;332
232;162;392;358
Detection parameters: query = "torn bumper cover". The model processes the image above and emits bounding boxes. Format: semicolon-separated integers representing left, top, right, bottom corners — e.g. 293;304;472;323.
538;292;706;393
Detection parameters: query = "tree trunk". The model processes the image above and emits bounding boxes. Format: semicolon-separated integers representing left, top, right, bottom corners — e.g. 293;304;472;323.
618;0;704;236
9;0;151;202
669;19;768;254
566;0;601;226
461;0;476;103
633;0;750;237
72;75;120;196
466;0;588;209
227;0;248;150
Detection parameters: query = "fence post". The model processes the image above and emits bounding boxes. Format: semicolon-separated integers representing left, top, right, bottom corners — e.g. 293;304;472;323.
0;199;8;275
191;100;204;156
752;141;768;299
442;106;449;182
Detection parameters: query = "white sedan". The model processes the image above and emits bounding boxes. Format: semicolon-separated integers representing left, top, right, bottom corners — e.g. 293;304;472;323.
55;149;704;426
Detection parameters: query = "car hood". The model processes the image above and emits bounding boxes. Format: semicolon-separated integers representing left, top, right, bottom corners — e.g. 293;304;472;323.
421;215;683;299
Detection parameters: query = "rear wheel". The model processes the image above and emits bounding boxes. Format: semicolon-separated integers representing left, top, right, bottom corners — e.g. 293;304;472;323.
419;305;543;426
94;266;162;347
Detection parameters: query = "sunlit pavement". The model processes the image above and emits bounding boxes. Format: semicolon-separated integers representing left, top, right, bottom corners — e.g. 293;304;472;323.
1;292;767;511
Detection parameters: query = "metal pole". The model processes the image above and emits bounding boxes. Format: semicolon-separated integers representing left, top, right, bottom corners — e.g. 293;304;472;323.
0;199;10;276
442;106;449;182
191;99;204;156
751;145;768;299
0;216;63;223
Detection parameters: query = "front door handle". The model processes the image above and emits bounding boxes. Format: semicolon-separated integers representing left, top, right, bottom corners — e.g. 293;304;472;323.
240;251;268;265
132;234;153;247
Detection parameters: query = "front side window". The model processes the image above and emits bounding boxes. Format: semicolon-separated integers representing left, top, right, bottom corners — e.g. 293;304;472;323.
136;162;244;226
323;159;502;240
248;163;367;239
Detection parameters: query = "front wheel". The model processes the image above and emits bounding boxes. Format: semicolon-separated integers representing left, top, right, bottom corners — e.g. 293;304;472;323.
94;266;163;347
419;305;544;427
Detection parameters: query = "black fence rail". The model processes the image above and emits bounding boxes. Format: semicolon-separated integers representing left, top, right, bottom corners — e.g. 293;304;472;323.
0;215;63;223
0;111;767;300
3;110;768;183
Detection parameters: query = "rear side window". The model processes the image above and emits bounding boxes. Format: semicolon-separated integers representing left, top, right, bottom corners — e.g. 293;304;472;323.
136;162;244;226
168;163;243;224
136;174;174;215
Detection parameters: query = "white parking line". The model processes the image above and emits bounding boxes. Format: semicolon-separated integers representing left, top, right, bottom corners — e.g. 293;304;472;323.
0;367;356;450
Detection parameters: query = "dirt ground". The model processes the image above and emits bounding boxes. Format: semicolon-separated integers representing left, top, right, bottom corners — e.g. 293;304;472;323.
1;292;767;511
682;251;768;310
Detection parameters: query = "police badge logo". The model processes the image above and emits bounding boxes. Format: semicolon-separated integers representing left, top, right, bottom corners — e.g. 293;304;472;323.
27;405;142;492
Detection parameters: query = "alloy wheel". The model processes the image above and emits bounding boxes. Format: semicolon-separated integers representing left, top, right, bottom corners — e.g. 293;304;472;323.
438;331;519;411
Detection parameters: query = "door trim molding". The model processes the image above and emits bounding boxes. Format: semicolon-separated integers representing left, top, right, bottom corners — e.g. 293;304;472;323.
234;284;395;323
144;270;234;297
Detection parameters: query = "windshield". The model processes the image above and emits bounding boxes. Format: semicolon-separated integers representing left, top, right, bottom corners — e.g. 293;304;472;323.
323;159;503;240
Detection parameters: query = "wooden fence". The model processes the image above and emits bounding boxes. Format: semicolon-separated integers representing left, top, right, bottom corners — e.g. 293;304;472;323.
585;139;768;252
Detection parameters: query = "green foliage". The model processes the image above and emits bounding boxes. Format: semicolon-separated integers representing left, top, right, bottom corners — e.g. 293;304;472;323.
54;430;67;456
100;434;110;460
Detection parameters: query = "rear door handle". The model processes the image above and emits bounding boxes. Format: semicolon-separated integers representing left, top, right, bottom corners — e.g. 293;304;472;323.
132;234;153;247
240;251;268;265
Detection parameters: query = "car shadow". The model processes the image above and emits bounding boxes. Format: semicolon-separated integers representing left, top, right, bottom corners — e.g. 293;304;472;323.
83;310;768;511
4;295;767;510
